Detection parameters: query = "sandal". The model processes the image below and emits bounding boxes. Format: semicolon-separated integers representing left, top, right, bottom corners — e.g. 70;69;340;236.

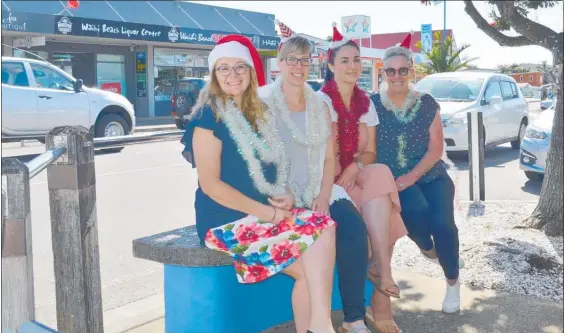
336;324;371;333
367;263;400;299
373;320;402;333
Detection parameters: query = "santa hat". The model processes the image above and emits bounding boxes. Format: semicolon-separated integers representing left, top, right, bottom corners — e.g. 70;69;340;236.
275;19;296;52
328;22;351;60
398;30;414;49
208;34;266;86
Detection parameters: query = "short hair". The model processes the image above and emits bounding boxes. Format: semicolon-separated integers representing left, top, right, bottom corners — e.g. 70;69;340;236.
383;46;413;68
278;36;312;60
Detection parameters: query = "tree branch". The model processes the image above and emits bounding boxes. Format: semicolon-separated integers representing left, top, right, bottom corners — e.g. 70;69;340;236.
495;1;559;50
463;0;535;47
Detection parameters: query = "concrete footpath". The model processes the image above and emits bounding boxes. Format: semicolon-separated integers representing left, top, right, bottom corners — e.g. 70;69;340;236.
124;269;563;333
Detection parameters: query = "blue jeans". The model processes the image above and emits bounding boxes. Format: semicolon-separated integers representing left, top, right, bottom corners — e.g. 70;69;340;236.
329;199;368;323
398;175;460;280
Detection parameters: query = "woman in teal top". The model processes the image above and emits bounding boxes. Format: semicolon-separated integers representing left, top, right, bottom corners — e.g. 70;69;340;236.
371;36;464;315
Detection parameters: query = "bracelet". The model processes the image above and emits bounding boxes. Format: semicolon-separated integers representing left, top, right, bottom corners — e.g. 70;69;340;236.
269;206;277;222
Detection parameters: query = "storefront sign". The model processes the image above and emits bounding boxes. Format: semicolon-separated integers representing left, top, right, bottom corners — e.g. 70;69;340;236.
2;11;55;34
340;15;371;39
101;82;122;95
13;36;46;49
53;15;280;50
136;52;147;98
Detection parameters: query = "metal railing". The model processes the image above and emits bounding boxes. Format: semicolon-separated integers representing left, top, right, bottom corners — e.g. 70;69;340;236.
1;126;182;332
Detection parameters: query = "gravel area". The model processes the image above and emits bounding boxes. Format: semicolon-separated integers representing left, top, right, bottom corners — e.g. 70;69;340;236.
392;202;563;301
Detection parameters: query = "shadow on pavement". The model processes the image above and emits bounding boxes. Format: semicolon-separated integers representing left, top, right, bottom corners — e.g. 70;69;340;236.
448;145;520;172
521;179;543;196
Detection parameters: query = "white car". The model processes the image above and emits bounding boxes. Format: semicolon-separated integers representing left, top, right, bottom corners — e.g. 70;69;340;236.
1;56;135;149
416;71;529;152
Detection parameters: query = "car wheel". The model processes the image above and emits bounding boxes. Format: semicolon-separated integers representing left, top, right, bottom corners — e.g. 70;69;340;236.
511;121;527;149
175;118;184;130
95;113;130;153
525;171;544;181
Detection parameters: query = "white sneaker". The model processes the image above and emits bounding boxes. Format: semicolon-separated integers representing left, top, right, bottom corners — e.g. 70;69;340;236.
442;279;461;313
421;251;466;269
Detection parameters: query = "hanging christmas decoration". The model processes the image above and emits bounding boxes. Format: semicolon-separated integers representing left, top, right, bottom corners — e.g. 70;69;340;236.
67;0;79;9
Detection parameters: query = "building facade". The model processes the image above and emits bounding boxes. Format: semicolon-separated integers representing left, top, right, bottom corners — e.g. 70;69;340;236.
1;1;280;119
510;72;544;87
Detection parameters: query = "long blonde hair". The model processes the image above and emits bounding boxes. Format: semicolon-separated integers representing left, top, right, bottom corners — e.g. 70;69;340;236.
190;68;267;130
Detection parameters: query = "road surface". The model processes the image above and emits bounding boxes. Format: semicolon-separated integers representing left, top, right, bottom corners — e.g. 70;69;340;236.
1;137;542;330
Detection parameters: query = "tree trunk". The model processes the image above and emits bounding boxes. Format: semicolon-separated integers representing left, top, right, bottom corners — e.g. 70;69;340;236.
523;63;563;236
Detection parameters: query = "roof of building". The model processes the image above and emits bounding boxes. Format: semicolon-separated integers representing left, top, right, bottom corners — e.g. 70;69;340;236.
1;0;276;36
353;29;454;52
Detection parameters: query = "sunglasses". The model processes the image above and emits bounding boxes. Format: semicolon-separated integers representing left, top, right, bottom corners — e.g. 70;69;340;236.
384;67;410;77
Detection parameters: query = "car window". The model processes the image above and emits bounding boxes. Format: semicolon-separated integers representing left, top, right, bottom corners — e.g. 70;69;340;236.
510;82;519;98
30;63;74;91
1;62;29;87
484;81;502;102
500;81;515;100
415;77;483;101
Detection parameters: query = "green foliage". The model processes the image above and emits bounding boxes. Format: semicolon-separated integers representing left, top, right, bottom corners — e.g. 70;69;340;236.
496;63;524;74
415;31;479;74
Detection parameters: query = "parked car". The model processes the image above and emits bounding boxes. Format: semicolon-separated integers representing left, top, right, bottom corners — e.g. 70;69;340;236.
1;56;135;151
540;98;556;110
519;100;555;181
306;79;324;91
415;71;529;152
171;77;205;129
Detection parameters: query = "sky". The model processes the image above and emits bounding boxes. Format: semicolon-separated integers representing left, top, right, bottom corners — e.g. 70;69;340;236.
191;0;563;69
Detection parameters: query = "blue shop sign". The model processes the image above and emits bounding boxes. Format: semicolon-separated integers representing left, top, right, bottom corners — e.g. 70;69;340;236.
2;11;55;34
53;15;280;50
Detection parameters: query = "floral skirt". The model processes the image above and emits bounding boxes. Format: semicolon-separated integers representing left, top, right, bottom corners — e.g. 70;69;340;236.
205;208;336;284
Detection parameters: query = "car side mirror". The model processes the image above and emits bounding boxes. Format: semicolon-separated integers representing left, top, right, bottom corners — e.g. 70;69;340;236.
74;79;83;92
489;95;503;105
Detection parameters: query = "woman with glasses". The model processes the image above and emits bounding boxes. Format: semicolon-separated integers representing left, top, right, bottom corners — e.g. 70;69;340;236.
372;33;463;314
317;23;406;333
260;27;370;333
182;35;338;333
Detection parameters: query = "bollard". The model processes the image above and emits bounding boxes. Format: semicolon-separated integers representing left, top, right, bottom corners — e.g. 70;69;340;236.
467;110;485;202
1;158;35;329
46;126;104;333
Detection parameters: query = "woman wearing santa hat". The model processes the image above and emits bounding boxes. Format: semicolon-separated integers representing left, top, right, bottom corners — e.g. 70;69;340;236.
260;21;371;333
372;32;464;314
182;34;338;333
317;23;407;333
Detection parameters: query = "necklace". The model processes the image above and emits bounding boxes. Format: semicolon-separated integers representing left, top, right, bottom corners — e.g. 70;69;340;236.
381;89;422;124
267;77;329;207
218;99;289;197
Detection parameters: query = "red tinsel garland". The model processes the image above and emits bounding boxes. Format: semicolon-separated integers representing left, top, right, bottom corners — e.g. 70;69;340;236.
320;78;369;177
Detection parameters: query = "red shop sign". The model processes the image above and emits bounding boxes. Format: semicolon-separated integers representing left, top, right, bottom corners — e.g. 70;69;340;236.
101;82;122;94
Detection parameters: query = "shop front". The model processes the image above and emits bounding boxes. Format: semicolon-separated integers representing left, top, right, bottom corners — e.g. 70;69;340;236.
2;1;280;119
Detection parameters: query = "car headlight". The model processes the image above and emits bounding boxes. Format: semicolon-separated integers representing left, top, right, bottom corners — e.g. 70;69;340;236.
525;127;547;139
443;114;467;127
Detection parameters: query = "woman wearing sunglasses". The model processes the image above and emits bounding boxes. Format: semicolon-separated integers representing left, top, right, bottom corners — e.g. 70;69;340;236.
372;33;463;314
318;24;407;333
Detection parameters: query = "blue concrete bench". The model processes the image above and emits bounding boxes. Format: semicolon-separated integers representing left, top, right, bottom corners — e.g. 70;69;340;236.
3;321;58;333
133;225;374;333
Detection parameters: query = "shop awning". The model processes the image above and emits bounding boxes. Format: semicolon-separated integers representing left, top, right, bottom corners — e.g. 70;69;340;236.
1;0;280;50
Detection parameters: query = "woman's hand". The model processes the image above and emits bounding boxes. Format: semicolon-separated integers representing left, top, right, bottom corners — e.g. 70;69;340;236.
395;172;418;192
268;192;295;211
311;195;330;216
336;164;360;191
259;205;293;224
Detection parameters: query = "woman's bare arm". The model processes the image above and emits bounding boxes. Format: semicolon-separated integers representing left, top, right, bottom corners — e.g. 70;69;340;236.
318;106;336;200
355;125;377;166
193;127;273;220
409;112;444;180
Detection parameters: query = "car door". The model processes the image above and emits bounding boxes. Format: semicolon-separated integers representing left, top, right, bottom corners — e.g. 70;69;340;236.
28;63;90;131
480;79;505;142
499;80;522;140
1;61;40;133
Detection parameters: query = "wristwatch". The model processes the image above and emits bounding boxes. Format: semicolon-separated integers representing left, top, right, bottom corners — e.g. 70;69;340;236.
356;160;364;170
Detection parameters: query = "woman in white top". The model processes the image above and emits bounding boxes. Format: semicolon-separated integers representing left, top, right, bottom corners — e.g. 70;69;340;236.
260;35;372;333
317;24;408;333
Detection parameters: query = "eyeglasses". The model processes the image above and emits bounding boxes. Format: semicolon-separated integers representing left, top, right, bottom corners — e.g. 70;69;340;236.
384;67;410;77
282;57;312;67
215;63;250;76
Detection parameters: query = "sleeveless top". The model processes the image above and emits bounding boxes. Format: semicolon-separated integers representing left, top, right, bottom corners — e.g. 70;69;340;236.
182;105;277;243
371;93;448;184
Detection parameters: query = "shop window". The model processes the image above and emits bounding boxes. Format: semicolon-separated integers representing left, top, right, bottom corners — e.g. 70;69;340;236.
96;54;126;96
13;49;49;62
154;47;210;117
358;66;373;92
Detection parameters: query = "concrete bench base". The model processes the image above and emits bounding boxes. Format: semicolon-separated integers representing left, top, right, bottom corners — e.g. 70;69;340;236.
164;264;374;333
133;226;375;333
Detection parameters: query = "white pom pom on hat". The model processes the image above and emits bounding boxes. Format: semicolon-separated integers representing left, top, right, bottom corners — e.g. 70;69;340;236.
332;22;337;27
